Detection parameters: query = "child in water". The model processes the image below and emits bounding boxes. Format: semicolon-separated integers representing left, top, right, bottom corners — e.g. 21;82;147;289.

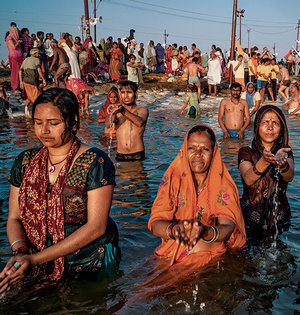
97;87;120;137
180;83;200;118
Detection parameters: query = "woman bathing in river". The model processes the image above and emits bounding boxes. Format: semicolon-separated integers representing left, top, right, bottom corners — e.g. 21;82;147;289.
149;125;246;267
238;105;294;238
0;88;119;294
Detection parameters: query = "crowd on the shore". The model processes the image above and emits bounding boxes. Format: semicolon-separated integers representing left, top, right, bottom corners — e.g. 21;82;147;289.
0;21;298;296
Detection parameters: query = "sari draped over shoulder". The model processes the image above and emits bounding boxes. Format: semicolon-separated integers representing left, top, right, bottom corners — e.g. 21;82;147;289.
19;139;81;281
148;125;246;267
108;48;123;81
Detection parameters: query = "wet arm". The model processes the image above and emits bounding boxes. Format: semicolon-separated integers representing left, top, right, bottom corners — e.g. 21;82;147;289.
18;70;24;89
280;158;294;182
37;67;46;86
240;102;250;132
239;158;270;186
31;185;113;266
121;107;148;127
218;100;228;133
50;51;58;70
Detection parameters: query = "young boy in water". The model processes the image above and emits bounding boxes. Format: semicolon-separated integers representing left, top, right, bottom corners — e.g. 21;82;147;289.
180;83;200;118
107;80;149;161
218;82;250;139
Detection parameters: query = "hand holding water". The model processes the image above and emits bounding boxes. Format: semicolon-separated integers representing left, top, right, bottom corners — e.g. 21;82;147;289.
274;148;291;167
107;104;123;115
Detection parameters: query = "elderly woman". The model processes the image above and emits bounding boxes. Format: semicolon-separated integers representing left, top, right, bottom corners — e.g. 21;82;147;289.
0;88;119;294
149;125;246;267
238;105;294;238
6;26;24;91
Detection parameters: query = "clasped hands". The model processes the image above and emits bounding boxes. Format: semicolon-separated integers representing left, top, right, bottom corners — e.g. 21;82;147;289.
107;104;124;115
172;220;207;251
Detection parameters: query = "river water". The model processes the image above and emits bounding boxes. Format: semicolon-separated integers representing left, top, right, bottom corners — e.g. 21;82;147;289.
0;90;299;314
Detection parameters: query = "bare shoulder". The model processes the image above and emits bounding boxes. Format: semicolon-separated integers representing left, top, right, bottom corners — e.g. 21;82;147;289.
240;99;248;107
220;97;230;106
136;105;149;114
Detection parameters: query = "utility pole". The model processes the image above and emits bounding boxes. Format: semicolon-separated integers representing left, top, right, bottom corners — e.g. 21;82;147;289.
273;43;276;55
94;0;97;43
229;0;238;85
247;28;250;52
80;15;84;41
296;19;300;51
237;8;245;44
163;29;169;47
83;0;90;38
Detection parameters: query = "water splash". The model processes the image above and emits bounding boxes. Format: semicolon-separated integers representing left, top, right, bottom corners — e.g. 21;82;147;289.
176;300;191;312
107;114;114;158
271;166;281;247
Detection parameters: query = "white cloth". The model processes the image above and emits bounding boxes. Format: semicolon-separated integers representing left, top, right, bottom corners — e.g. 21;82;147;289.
171;58;178;71
62;42;81;79
207;58;221;85
288;107;300;114
126;62;138;83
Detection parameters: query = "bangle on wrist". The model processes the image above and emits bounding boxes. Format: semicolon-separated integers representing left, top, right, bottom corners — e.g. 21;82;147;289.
10;239;27;249
13;246;30;256
166;223;175;240
203;225;217;243
253;164;263;176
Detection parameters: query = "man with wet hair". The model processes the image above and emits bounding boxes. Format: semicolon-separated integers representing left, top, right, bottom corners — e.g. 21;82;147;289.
218;82;250;139
106;80;149;161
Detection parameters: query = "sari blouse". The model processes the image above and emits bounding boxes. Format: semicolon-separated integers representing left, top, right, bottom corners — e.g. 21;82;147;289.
9;147;115;223
148;126;246;266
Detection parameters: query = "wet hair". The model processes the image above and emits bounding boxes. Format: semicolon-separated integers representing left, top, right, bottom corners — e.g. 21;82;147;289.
188;125;216;149
192;57;198;63
187;83;198;92
32;88;80;139
37;31;44;37
120;80;138;95
129;54;136;59
230;82;242;91
21;28;29;34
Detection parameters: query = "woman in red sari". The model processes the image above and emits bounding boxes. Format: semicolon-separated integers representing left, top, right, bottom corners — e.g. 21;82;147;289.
165;45;172;75
107;42;123;82
81;36;95;80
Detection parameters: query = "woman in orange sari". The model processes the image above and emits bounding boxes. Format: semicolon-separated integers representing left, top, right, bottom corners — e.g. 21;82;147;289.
107;42;123;82
148;125;246;268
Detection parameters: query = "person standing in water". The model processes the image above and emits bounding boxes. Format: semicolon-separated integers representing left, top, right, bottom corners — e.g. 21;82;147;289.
238;105;294;238
218;82;250;139
107;80;149;161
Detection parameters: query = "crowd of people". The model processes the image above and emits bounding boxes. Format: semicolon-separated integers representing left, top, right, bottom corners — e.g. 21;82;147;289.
0;21;298;296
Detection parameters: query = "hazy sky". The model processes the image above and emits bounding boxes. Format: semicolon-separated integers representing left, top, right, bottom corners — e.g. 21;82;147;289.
1;0;299;60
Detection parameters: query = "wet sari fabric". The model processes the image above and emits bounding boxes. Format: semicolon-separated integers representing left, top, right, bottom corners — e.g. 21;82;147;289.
238;105;293;235
148;125;246;267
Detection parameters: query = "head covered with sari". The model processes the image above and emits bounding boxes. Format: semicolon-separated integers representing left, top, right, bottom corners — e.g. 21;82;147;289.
97;86;120;120
9;26;19;42
149;125;246;265
245;81;255;110
252;105;288;162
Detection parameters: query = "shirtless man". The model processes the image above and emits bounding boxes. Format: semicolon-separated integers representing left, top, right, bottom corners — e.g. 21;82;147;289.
186;57;205;101
106;80;149;161
49;40;70;87
218;82;250;139
285;82;300;114
278;62;291;103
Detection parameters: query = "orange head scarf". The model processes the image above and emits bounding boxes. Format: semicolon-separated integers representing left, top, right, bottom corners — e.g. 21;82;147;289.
148;125;246;265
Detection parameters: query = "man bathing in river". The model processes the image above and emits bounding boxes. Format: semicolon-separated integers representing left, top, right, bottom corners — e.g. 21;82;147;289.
218;82;250;139
49;40;70;87
106;80;149;161
185;57;205;102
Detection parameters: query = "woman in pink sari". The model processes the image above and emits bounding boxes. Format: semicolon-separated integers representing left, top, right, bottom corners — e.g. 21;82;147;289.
107;42;123;82
6;26;24;91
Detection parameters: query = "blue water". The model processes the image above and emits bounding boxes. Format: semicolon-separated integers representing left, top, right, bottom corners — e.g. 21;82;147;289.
0;90;299;314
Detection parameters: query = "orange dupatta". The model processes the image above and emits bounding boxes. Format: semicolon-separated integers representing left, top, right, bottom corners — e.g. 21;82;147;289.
148;125;246;267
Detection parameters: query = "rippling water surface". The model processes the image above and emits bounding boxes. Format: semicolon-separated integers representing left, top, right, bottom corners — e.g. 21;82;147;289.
0;90;299;314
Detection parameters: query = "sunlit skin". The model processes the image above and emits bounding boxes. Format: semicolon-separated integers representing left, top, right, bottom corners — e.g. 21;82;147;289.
151;131;235;253
258;111;281;148
239;109;294;186
187;132;213;177
34;102;74;149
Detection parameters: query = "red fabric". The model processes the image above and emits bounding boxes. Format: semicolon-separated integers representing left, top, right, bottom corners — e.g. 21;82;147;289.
81;38;94;76
9;55;23;90
107;48;123;81
19;138;81;281
66;78;92;105
165;46;172;75
97;88;120;120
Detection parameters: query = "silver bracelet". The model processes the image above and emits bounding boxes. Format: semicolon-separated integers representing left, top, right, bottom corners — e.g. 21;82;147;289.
10;239;26;248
